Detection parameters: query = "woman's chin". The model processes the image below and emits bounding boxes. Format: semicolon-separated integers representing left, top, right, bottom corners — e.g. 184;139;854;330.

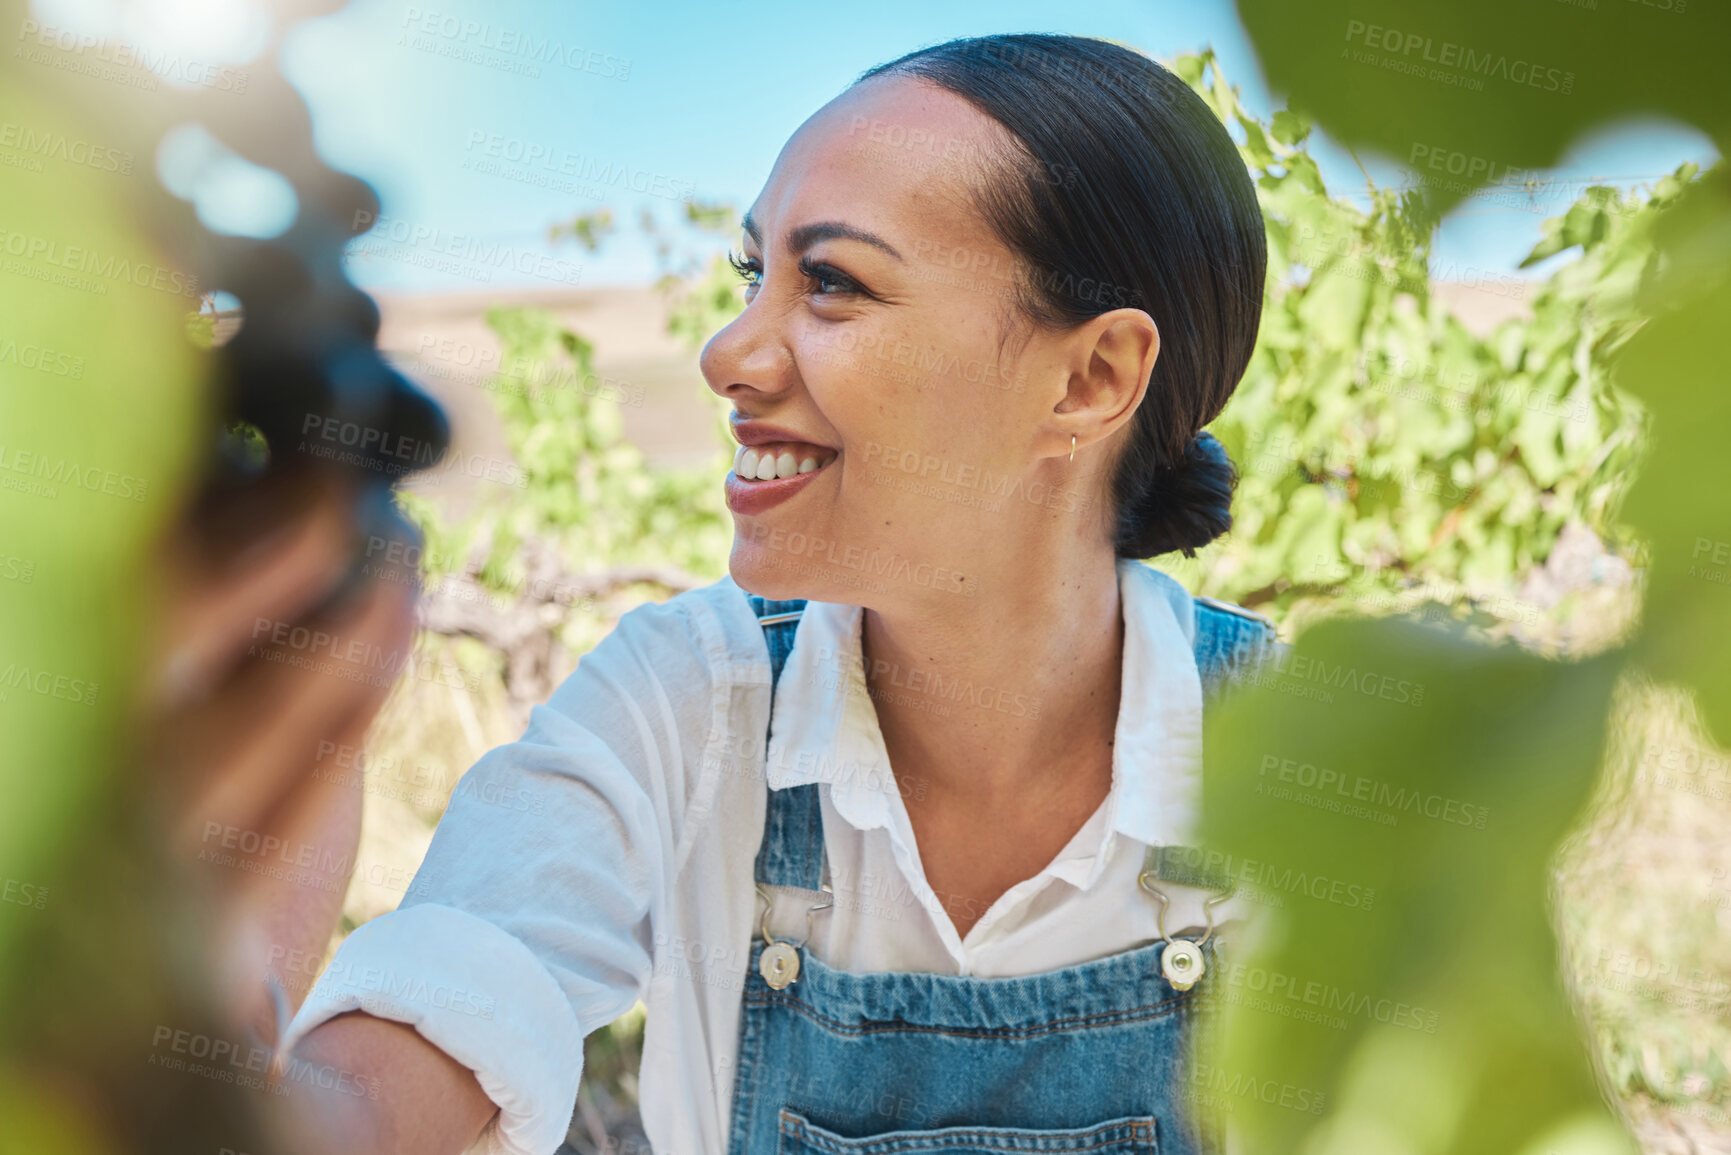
728;547;803;603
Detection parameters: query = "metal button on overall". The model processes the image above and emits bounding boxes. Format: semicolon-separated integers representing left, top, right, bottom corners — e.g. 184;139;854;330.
757;941;800;990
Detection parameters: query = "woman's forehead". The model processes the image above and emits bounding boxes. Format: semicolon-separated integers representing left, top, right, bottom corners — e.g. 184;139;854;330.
745;75;1011;246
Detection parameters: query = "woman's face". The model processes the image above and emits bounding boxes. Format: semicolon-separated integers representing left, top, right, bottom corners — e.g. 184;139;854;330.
701;74;1113;609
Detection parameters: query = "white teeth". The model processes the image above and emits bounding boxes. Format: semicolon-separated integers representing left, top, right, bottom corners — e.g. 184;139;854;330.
734;444;833;482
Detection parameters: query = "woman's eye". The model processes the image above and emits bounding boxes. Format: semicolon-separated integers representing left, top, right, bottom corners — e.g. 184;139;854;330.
726;252;867;299
727;250;763;289
799;257;863;297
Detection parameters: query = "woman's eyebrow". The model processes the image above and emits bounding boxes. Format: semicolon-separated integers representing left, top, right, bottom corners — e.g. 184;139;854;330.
741;212;904;261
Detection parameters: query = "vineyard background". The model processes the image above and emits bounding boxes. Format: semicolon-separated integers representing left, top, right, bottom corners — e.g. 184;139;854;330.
318;55;1731;1155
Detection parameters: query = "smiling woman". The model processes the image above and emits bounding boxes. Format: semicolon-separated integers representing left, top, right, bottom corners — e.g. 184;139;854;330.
272;32;1278;1155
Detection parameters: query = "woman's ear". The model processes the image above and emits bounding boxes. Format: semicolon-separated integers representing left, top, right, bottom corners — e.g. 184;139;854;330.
1052;309;1159;454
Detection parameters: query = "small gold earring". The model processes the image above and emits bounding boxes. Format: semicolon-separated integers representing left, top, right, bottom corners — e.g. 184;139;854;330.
1069;435;1076;463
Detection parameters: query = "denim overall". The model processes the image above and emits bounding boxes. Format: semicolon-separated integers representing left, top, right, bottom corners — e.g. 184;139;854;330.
725;591;1276;1155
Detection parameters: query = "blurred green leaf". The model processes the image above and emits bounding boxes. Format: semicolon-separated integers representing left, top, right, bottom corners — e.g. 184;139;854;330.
1202;619;1629;1155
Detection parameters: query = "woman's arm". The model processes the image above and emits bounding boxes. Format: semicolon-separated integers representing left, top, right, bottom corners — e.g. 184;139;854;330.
275;1013;498;1155
266;588;740;1153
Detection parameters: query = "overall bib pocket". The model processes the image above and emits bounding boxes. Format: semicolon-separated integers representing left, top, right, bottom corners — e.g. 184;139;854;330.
776;1108;1160;1154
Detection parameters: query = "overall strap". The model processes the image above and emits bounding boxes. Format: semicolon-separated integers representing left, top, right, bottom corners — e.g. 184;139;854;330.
1191;595;1278;704
746;594;825;891
1145;596;1280;891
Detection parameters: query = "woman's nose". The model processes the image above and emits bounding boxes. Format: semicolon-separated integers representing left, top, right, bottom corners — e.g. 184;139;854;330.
700;295;798;403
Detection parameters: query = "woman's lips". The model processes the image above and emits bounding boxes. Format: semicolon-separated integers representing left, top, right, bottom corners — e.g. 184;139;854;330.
724;444;837;515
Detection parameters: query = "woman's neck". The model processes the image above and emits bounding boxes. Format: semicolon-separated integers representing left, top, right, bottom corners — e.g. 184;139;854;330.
859;543;1125;813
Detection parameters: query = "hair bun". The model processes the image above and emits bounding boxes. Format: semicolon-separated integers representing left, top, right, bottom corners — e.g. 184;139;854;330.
1115;430;1236;559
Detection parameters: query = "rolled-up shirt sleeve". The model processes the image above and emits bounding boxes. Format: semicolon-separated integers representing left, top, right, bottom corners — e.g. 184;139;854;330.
278;592;724;1155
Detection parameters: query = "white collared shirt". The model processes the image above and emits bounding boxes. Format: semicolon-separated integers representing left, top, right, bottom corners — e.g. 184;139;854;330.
280;558;1240;1155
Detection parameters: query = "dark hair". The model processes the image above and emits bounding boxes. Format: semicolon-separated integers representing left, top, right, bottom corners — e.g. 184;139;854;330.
858;34;1266;558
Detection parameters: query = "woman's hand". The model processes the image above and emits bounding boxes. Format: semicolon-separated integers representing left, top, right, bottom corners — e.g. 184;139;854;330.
145;474;420;1046
140;474;499;1154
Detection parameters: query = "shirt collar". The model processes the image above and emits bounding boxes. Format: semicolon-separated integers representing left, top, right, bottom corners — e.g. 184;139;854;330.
763;559;1205;877
764;594;900;827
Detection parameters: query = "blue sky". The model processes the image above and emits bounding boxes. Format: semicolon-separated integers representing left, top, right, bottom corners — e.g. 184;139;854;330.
275;0;1718;294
